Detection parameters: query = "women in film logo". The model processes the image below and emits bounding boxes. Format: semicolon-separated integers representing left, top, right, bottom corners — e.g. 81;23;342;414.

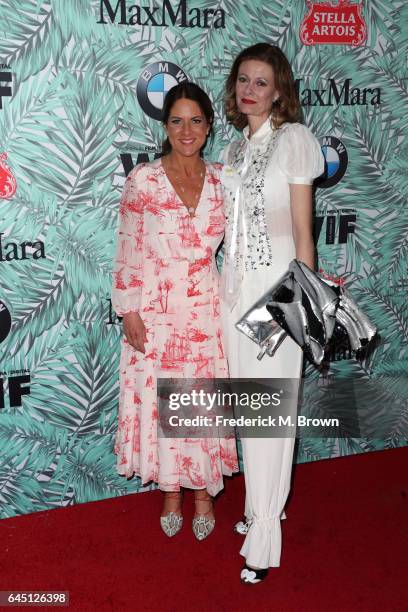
0;68;12;109
300;0;367;46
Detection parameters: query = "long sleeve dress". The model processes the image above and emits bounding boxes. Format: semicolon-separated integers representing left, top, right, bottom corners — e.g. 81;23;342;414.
112;159;238;496
221;119;325;567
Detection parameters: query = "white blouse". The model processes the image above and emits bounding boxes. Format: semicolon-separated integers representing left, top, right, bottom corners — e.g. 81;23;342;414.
221;119;325;280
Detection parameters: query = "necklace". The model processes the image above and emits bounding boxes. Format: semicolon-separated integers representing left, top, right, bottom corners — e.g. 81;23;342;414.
164;160;206;216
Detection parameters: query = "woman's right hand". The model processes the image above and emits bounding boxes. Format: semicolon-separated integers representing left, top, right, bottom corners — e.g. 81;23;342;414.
122;312;148;353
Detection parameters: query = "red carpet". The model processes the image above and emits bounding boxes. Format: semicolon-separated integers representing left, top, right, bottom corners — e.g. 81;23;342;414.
0;448;406;611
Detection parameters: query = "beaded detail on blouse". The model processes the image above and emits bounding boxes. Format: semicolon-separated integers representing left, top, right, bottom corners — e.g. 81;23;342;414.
223;124;282;271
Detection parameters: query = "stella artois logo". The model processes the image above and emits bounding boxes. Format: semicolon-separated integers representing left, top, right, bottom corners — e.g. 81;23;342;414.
0;153;17;199
300;0;367;46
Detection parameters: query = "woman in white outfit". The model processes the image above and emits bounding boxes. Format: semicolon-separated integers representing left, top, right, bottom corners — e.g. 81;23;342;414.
220;43;325;583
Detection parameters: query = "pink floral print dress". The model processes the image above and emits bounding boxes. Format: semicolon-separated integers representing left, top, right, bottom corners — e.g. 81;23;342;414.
111;159;238;496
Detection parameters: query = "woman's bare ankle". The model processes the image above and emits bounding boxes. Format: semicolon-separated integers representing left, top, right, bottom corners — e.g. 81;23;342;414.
161;490;183;516
194;490;214;519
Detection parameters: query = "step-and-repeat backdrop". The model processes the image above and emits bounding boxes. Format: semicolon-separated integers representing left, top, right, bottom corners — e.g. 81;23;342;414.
0;0;406;518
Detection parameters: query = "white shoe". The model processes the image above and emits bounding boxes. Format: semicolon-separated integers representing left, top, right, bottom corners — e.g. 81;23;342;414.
233;518;252;535
240;565;268;584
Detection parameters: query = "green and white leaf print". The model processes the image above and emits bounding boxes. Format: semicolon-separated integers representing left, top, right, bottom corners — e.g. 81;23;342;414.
0;0;406;518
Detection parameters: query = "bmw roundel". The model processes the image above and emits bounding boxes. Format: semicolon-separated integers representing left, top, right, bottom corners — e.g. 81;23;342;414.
136;62;189;121
316;136;348;188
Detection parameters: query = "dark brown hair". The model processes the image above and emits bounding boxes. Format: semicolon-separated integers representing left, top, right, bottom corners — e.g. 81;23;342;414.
161;82;214;155
225;43;301;130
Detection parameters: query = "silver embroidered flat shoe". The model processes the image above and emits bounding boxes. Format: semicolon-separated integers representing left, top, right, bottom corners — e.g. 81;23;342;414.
192;515;215;540
160;512;183;537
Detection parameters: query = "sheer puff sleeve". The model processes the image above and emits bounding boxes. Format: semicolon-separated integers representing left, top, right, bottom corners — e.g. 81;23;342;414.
111;164;147;316
277;123;325;185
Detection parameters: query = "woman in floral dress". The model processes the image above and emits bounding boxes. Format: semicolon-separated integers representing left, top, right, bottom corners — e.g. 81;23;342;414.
111;83;238;539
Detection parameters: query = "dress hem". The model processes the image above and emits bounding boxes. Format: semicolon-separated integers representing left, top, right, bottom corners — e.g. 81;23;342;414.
116;466;239;497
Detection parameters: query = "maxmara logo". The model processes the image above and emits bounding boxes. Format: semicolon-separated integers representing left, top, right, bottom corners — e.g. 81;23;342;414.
97;0;226;28
295;78;381;106
0;233;46;262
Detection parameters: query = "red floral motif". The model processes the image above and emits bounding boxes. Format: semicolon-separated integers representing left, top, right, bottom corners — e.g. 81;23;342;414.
220;444;239;471
187;279;202;297
206;213;224;236
112;161;237;492
157;278;174;313
188;247;212;275
162;193;180;211
145;348;158;360
208;196;223;212
114;269;127;290
161;329;192;371
193;351;214;378
188;328;211;342
207;173;221;185
178;215;202;248
180;456;206;487
145;375;153;388
154;257;169;276
120;190;146;215
213;295;220;318
129;275;143;288
146;245;158;260
193;299;210;308
132;415;140;453
216;328;224;359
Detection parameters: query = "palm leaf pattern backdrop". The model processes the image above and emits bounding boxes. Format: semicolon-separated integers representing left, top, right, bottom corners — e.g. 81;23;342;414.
0;0;406;518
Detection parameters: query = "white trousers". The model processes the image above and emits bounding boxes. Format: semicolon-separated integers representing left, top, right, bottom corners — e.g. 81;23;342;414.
221;269;302;569
240;435;296;568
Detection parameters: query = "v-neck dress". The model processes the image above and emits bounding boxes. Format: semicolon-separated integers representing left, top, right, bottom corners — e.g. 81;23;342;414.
111;159;238;495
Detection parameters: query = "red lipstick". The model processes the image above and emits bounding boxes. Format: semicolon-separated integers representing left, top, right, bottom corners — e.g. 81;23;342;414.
241;98;256;104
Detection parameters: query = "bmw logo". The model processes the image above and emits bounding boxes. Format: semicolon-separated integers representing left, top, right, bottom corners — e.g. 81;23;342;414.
316;136;348;188
136;62;188;121
0;299;11;344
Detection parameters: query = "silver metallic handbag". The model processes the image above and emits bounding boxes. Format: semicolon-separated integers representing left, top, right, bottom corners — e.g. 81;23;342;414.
235;259;377;366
